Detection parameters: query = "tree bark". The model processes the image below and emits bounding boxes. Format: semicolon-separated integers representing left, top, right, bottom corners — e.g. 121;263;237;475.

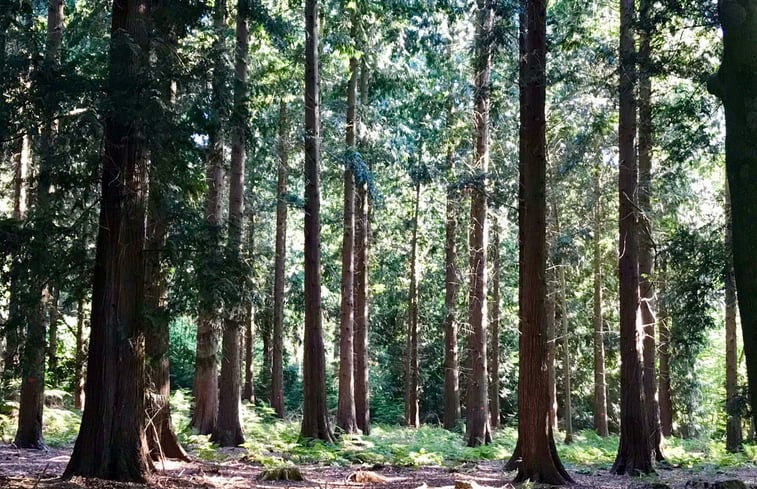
47;289;59;377
337;19;359;432
612;0;654;475
466;0;494;448
212;0;249;446
74;294;86;410
354;58;371;435
546;264;558;433
593;167;609;437
300;0;333;442
405;179;421;428
725;184;743;452
489;218;501;430
710;0;757;441
63;0;153;479
271;99;288;417
243;205;256;403
192;0;227;435
556;252;573;444
443;146;460;431
509;0;571;482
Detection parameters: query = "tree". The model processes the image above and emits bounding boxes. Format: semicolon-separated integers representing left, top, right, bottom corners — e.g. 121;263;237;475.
710;0;757;437
300;0;333;442
592;165;609;437
508;0;572;482
725;184;742;452
63;0;153;479
466;0;494;448
211;0;249;447
638;0;663;460
443;143;461;431
14;0;65;450
192;0;228;435
405;175;421;428
354;59;371;435
243;210;256;403
337;4;360;433
488;217;501;430
611;0;654;475
554;208;573;445
271;99;288;416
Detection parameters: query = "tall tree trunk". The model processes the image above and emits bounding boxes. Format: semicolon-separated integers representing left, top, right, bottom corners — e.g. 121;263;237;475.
546;265;558;432
593;168;609;437
212;0;250;446
354;58;371;435
63;0;153;479
556;251;573;444
612;0;653;475
47;289;59;376
74;294;86;410
710;0;757;442
466;0;493;448
488;218;501;430
192;0;228;435
300;0;332;442
508;0;571;482
443;146;460;431
271;100;288;417
243;210;256;403
725;184;743;452
15;0;65;450
405;180;421;428
337;16;359;432
657;259;673;437
638;0;663;460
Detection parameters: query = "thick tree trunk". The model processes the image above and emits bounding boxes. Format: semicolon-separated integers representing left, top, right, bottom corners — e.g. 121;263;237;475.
212;0;249;446
657;260;673;438
15;0;65;450
192;0;227;435
509;0;571;482
466;0;493;448
443;147;460;431
300;0;332;442
63;0;153;479
489;219;501;430
638;1;663;459
354;59;371;435
337;30;359;432
271;100;288;417
593;172;609;437
725;184;743;452
612;0;653;475
711;0;757;443
405;180;421;428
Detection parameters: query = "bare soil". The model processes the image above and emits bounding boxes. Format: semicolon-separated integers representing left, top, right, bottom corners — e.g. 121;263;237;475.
1;445;756;489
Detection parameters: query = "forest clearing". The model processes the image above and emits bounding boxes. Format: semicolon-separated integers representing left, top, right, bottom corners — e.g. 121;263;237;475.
3;0;757;485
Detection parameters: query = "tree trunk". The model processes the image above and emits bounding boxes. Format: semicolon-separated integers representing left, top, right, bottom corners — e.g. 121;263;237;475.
47;288;59;377
74;294;86;410
710;0;757;442
557;258;573;444
489;218;501;430
192;0;228;435
15;0;65;450
612;0;653;475
509;0;571;482
405;179;421;428
657;259;673;438
443;146;460;431
300;0;332;442
466;0;493;448
593;168;609;437
271;99;288;417
212;0;249;446
337;22;359;432
63;0;153;479
243;299;255;402
725;184;743;452
354;58;371;435
546;265;558;433
638;0;663;460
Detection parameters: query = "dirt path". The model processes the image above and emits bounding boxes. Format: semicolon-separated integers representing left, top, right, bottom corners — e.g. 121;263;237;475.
1;445;756;488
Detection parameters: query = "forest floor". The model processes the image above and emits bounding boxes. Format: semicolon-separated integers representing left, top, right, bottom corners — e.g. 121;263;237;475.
2;444;757;489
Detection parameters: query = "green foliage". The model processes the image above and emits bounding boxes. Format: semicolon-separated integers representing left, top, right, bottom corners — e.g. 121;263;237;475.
169;317;197;390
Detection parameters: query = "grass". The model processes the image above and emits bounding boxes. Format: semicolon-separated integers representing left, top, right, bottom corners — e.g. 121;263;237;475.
4;388;757;475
